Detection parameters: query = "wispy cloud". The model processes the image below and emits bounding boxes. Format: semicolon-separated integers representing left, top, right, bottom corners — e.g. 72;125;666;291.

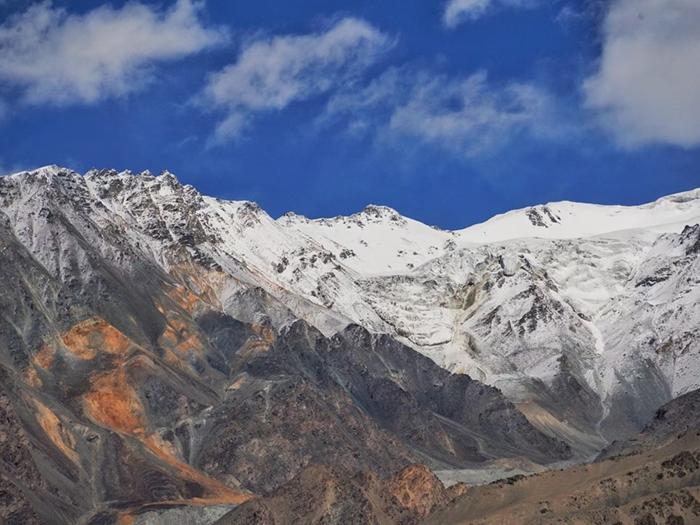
442;0;541;27
0;0;227;106
0;157;29;177
200;17;394;143
583;0;700;148
322;67;572;158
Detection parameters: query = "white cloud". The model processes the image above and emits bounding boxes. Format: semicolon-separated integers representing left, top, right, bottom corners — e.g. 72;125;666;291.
444;0;493;26
555;5;588;28
443;0;539;27
322;67;568;157
583;0;700;148
0;0;227;106
200;18;393;142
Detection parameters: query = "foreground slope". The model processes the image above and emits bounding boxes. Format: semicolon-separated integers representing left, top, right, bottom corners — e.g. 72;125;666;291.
423;430;700;525
216;389;700;525
423;390;700;525
215;463;466;525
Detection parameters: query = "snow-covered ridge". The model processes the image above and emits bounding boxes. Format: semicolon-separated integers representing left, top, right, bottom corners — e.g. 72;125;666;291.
4;165;700;449
457;191;700;244
280;184;700;244
279;183;700;277
6;165;700;253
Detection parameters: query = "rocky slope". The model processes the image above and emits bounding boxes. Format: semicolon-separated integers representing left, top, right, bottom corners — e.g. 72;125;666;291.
212;389;700;525
5;165;700;453
281;186;700;449
3;165;700;522
422;399;700;525
599;388;700;462
215;463;466;525
0;166;568;523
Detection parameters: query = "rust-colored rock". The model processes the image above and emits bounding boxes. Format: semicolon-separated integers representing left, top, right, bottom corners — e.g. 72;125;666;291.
215;462;464;525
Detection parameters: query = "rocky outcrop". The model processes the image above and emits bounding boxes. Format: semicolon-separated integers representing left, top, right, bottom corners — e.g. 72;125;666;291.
422;422;700;524
215;463;465;525
192;319;571;495
598;387;700;461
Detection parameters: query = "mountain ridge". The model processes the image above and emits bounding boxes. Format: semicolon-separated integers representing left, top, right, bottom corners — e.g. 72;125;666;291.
4;165;700;453
0;165;577;523
9;164;700;239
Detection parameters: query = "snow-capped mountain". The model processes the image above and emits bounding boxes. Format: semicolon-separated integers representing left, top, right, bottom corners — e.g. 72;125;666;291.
278;188;700;447
0;166;574;523
3;165;700;454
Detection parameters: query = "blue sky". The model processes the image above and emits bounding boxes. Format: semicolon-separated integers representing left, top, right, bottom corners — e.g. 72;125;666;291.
0;0;699;229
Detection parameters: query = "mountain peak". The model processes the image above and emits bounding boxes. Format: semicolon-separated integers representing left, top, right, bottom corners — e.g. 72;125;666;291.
278;210;309;223
359;204;400;217
351;204;405;224
4;164;69;180
457;192;700;244
157;169;181;185
654;187;700;206
135;169;154;180
277;204;407;229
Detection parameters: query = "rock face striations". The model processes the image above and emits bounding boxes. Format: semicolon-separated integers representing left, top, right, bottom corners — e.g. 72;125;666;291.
2;165;700;523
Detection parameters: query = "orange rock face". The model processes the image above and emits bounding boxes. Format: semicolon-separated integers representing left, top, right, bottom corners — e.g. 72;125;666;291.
388;464;452;518
31;398;79;464
62;317;133;359
18;313;256;521
84;366;146;437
